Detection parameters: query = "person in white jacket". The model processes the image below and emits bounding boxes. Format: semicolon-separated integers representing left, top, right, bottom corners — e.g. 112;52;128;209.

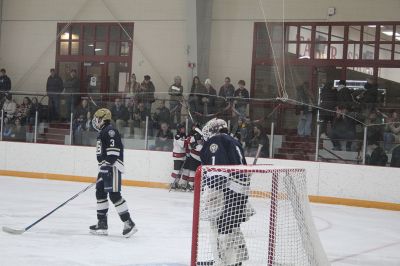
2;94;17;124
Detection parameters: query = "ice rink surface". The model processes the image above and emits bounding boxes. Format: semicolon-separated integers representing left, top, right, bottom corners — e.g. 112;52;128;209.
0;175;399;266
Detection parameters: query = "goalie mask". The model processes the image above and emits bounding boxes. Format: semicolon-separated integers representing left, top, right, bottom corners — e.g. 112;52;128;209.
92;108;112;131
202;118;228;141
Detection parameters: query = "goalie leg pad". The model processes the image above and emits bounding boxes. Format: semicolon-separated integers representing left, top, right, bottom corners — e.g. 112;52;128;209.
216;229;249;265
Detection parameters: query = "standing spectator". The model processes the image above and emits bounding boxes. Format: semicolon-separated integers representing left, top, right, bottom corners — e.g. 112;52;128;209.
63;69;80;114
154;122;174;151
383;111;400;151
168;76;183;125
46;68;64;121
28;97;43;125
245;124;269;157
296;81;313;137
110;98;129;134
218;77;235;121
189;76;206;114
336;80;353;110
234;80;250;118
202;78;217;116
219;76;235;100
140;75;155;113
319;81;337;138
16;97;32;125
330;106;356;151
366;111;384;145
2;94;17;124
0;68;11;103
361;77;378;112
125;73;141;100
153;100;171;128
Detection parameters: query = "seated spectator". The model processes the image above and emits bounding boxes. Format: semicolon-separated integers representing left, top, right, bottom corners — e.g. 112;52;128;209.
366;142;388;166
111;98;129;134
10;118;26;141
245;124;269;158
74;99;91;120
234;80;250;118
154;122;173;151
16;97;32;125
27;97;43;125
390;145;400;167
383;111;400;152
2;93;17;124
153;100;171;128
131;102;148;128
366;110;384;145
330;106;356;151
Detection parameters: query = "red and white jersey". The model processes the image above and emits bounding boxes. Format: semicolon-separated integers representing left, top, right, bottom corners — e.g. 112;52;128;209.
173;134;186;160
189;136;203;162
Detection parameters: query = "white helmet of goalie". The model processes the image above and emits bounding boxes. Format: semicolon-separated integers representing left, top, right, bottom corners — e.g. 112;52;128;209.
202;118;228;141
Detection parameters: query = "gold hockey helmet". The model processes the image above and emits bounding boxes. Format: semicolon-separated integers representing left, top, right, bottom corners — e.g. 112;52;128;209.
92;108;112;131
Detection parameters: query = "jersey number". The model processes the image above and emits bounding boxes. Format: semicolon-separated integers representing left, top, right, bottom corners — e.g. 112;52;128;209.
110;139;115;147
96;140;102;155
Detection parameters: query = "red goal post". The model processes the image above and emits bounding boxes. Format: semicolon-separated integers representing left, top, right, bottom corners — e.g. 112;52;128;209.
191;164;329;266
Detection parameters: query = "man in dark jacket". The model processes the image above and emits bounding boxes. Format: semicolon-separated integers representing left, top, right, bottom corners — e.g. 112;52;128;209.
0;68;11;105
336;80;353;110
362;77;378;108
64;69;80;114
234;80;250;117
46;68;64;121
319;81;337;138
111;98;129;135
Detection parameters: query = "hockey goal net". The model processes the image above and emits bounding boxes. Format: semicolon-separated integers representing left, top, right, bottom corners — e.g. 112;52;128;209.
191;165;329;266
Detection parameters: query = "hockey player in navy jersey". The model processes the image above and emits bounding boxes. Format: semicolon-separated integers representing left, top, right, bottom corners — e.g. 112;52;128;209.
90;108;137;237
200;118;250;265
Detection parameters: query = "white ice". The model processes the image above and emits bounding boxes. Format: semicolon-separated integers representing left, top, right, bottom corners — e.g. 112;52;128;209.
0;176;399;266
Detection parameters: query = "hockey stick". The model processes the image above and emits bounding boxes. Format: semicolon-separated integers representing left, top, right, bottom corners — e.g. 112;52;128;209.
2;182;95;235
252;144;263;165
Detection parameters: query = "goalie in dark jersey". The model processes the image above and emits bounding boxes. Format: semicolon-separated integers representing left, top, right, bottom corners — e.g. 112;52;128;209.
200;118;250;265
90;108;137;238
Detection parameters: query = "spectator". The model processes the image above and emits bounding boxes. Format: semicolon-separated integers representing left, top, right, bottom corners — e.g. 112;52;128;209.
319;81;337;138
236;117;250;146
330;106;356;151
0;68;11;103
366;142;388;166
296;81;313;137
2;93;17;124
63;69;80;114
366;111;384;145
362;77;378;111
7;118;26;142
219;76;235;100
132;102;150;128
202;78;217;115
125;73;141;100
189;76;206;113
153;100;171;127
336;80;353;110
27;97;43;125
140;75;156;113
390;145;400;167
246;124;269;158
234;80;250;118
383;111;400;151
110;98;129;134
16;97;32;125
154;122;173;151
46;68;64;121
218;77;235;121
74;99;91;120
168;76;183;125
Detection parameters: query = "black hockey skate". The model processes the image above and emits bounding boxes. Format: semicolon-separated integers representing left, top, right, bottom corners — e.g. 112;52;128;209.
89;218;108;235
122;218;138;238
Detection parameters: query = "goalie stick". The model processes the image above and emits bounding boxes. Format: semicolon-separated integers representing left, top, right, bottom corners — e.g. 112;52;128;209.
252;144;263;165
2;182;95;235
